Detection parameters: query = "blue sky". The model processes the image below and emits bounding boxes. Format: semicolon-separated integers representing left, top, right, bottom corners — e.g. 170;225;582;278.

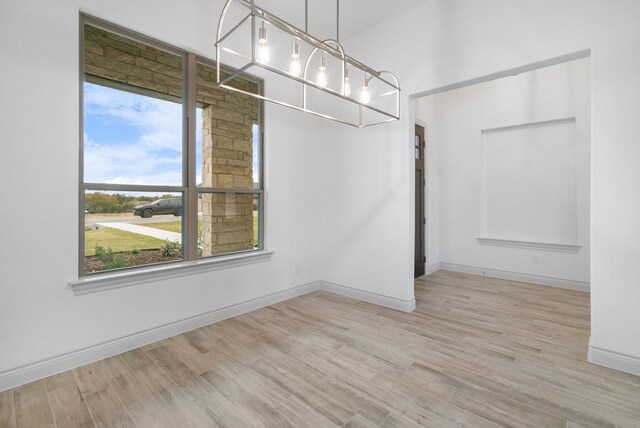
84;83;260;187
84;83;201;186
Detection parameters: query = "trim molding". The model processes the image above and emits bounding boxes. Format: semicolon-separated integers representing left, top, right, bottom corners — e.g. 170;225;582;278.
70;250;275;295
318;281;416;313
410;49;590;100
588;338;640;377
477;237;580;253
425;263;441;275
481;117;575;135
439;262;590;292
0;280;414;392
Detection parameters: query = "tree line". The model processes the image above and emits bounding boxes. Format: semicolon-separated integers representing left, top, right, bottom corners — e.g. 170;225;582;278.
85;192;178;214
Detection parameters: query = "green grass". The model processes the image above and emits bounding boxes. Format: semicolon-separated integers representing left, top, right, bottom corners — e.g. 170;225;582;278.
144;218;260;247
85;227;165;256
85;217;260;259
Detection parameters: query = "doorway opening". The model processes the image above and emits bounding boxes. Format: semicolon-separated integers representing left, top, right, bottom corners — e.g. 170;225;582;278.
414;124;426;278
412;53;590;292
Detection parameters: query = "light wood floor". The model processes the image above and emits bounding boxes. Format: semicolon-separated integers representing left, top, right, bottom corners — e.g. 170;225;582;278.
2;271;640;428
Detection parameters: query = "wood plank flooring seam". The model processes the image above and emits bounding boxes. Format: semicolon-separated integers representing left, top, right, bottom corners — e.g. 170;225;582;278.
42;378;58;428
95;357;142;428
74;373;99;428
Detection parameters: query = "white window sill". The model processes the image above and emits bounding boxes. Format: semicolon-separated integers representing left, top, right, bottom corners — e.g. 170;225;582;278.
477;237;580;253
70;250;274;296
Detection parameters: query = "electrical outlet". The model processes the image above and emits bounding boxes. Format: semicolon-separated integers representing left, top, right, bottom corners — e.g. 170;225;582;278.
532;255;541;264
294;264;302;275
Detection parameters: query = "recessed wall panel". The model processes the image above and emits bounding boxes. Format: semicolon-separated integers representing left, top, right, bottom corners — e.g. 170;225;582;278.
482;119;577;244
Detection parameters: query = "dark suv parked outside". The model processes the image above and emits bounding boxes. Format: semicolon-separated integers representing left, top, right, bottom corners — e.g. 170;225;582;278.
133;198;182;218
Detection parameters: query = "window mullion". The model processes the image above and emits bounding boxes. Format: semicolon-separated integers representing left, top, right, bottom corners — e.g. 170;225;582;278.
185;53;198;262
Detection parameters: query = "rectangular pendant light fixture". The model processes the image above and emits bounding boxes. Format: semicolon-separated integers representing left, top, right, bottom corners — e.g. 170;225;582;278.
216;0;400;128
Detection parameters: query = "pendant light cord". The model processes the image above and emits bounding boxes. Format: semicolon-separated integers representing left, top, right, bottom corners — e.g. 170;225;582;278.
336;0;340;42
304;0;339;41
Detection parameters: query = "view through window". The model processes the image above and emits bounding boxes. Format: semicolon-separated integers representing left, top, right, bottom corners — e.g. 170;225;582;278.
81;18;263;275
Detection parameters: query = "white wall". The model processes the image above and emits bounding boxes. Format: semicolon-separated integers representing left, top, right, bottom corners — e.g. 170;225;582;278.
315;121;416;302
416;58;591;285
0;0;330;376
338;0;640;364
1;0;640;381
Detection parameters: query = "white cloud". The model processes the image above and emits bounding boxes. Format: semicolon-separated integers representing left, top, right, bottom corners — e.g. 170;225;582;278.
84;83;184;185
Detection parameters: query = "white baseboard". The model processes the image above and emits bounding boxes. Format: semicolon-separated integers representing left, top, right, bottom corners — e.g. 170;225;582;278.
588;338;640;376
0;281;317;393
425;263;441;275
439;262;590;292
317;281;416;313
0;280;414;392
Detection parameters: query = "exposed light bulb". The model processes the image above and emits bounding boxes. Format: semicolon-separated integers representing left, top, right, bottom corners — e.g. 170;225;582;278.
257;22;270;64
343;69;351;97
360;76;370;104
289;39;301;77
317;55;327;87
360;86;370;104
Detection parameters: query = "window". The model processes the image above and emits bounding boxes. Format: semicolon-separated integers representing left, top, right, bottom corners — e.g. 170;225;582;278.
80;16;263;276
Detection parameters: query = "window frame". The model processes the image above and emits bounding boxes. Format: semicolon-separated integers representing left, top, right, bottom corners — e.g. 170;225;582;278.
78;14;265;279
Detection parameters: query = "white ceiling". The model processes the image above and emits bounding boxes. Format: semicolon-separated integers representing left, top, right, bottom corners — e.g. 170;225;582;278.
254;0;428;41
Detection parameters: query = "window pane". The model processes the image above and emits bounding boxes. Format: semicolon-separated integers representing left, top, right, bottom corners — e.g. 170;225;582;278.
84;190;183;274
196;63;260;189
198;193;260;258
83;24;183;186
79;20;266;277
252;122;261;189
196;106;204;186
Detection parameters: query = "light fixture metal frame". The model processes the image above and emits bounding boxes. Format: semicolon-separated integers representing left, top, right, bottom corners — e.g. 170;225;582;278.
216;0;400;128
